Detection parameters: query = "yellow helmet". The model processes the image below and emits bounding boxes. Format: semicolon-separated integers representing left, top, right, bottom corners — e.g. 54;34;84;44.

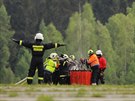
69;55;75;60
88;49;94;55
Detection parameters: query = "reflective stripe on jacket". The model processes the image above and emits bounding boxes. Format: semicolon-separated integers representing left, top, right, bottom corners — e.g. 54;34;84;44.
44;59;57;73
87;54;99;67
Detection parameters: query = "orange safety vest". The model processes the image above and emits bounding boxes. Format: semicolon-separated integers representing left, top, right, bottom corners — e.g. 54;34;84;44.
87;54;99;67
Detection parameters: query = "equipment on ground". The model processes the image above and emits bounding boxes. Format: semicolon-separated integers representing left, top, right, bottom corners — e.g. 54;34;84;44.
15;77;27;85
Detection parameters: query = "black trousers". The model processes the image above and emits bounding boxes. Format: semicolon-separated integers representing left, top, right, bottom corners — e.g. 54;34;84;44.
44;70;53;84
27;57;44;84
52;70;60;85
59;71;70;85
59;76;70;85
97;68;106;84
91;65;99;84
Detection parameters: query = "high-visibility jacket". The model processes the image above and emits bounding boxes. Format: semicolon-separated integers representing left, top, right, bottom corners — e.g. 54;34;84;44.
44;58;57;73
87;54;99;67
98;56;107;69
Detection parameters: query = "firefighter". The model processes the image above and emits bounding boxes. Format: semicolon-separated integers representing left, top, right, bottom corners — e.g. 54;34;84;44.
59;54;70;84
52;54;60;85
87;49;99;85
12;33;65;84
96;50;107;84
69;55;75;60
44;53;59;84
68;55;80;70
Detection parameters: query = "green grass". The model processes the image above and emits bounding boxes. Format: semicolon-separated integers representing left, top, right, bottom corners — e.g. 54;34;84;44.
0;84;135;101
76;88;87;97
36;95;54;101
91;93;105;97
8;92;18;97
0;88;6;94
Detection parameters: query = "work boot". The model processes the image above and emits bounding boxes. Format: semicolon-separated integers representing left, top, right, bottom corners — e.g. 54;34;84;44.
92;83;97;85
38;80;43;84
27;79;33;84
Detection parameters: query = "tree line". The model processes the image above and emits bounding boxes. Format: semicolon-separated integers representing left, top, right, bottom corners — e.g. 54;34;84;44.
3;0;134;36
0;1;135;84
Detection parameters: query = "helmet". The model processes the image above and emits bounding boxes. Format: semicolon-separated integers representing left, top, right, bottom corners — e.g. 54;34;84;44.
88;49;94;55
50;53;58;60
96;50;102;56
34;33;44;40
63;54;69;59
69;55;75;60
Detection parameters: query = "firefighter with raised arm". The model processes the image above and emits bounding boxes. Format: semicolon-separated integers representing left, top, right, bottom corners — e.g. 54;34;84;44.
12;33;65;84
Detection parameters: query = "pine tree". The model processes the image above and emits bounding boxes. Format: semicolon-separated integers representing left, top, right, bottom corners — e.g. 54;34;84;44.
95;21;118;83
47;23;66;55
125;2;135;84
39;20;66;58
81;3;97;56
65;12;82;58
65;3;97;58
14;48;31;80
0;4;15;83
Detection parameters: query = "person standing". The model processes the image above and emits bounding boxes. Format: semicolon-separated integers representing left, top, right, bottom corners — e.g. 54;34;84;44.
96;50;107;84
12;33;65;84
87;49;99;85
59;54;70;84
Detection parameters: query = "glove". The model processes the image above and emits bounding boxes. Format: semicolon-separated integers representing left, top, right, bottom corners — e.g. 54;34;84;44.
12;38;20;44
58;43;66;46
80;58;87;64
12;38;18;42
80;58;85;63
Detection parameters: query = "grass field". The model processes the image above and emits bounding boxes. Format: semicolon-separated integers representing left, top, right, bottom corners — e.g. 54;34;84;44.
0;84;135;101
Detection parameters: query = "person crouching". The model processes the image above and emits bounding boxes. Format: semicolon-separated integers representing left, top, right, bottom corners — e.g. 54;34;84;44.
44;53;59;84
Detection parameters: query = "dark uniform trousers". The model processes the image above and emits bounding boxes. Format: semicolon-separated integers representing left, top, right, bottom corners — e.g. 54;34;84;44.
97;68;106;84
52;69;60;85
91;65;99;84
44;70;53;84
59;61;70;85
27;57;44;84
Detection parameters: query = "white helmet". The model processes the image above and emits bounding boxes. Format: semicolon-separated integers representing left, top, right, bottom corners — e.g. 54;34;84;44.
34;33;44;40
63;54;69;59
50;53;58;60
96;50;103;56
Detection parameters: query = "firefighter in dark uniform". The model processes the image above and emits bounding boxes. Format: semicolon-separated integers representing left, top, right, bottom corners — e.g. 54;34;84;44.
59;54;70;84
12;33;65;84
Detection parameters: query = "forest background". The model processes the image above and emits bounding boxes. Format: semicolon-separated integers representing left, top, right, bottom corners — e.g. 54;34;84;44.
0;0;135;84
